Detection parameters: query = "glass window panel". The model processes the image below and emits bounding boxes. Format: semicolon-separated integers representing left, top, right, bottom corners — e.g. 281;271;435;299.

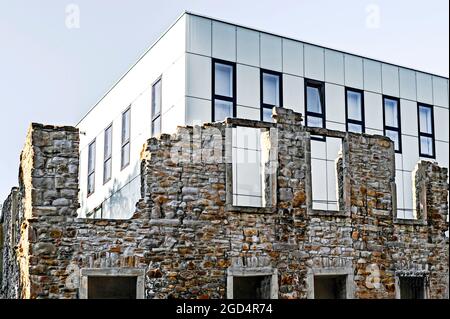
215;63;233;97
307;115;323;128
347;90;362;121
104;126;112;159
306;86;322;114
234;148;262;197
263;73;280;106
87;173;95;194
88;142;95;174
385;129;399;151
384;98;398;128
214;99;233;121
420;136;433;156
262;107;273;122
121;142;130;168
104;158;112;183
348;123;363;133
152;116;161;136
122;109;130;142
419;105;433;134
152;80;162;115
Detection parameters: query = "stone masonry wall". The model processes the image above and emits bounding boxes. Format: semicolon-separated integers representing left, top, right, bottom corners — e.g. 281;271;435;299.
1;108;448;299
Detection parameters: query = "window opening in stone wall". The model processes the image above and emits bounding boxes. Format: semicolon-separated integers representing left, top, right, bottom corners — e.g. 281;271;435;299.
87;276;137;299
232;126;270;208
311;137;342;211
399;276;425;299
314;275;347;299
233;275;272;299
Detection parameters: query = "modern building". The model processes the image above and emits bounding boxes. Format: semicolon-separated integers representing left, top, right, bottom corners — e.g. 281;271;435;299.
77;12;449;224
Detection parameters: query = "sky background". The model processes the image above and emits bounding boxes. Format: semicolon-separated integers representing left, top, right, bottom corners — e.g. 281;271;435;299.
0;0;448;203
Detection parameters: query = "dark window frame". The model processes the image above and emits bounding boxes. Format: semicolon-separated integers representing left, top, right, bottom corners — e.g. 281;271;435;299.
304;78;326;141
121;107;131;170
87;139;96;197
103;123;113;185
345;87;365;133
260;68;283;122
151;77;162;136
212;58;236;122
417;103;436;159
382;95;402;153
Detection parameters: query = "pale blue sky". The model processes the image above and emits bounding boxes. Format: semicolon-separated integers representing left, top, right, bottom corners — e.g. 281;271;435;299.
0;0;448;202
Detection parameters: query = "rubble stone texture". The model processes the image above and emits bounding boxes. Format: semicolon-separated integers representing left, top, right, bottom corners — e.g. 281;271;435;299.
0;109;448;299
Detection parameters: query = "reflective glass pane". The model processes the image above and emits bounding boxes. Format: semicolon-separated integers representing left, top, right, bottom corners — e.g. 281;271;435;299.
385;130;399;151
104;158;112;183
122;109;130;142
419;105;433;134
214;99;233;121
104;126;112;158
263;73;280;106
306;86;322;114
121;142;130;168
152;116;161;136
348;123;362;133
307;115;323;128
215;63;233;97
384;98;398;128
152;80;162;115
347;90;362;121
262;107;273;122
420;136;433;156
88;142;95;174
87;173;95;194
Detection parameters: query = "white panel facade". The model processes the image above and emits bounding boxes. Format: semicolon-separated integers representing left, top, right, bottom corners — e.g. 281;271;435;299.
186;53;211;100
237;27;260;67
325;50;344;85
399;68;417;101
283;74;304;114
382;64;400;97
434;107;449;142
416;72;433;104
187;15;211;56
260;33;282;72
325;84;345;124
304;44;325;81
400;99;418;136
364;92;383;131
363;59;382;93
186;97;211;125
345;55;363;89
237;64;260;108
282;39;303;76
212;21;236;62
433;76;449;107
237;105;260;120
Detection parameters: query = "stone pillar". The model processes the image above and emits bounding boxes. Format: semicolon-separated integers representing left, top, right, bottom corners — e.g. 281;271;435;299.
18;123;79;298
416;161;449;298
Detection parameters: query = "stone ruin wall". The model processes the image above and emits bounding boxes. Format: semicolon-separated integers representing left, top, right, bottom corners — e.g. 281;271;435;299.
0;108;448;299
